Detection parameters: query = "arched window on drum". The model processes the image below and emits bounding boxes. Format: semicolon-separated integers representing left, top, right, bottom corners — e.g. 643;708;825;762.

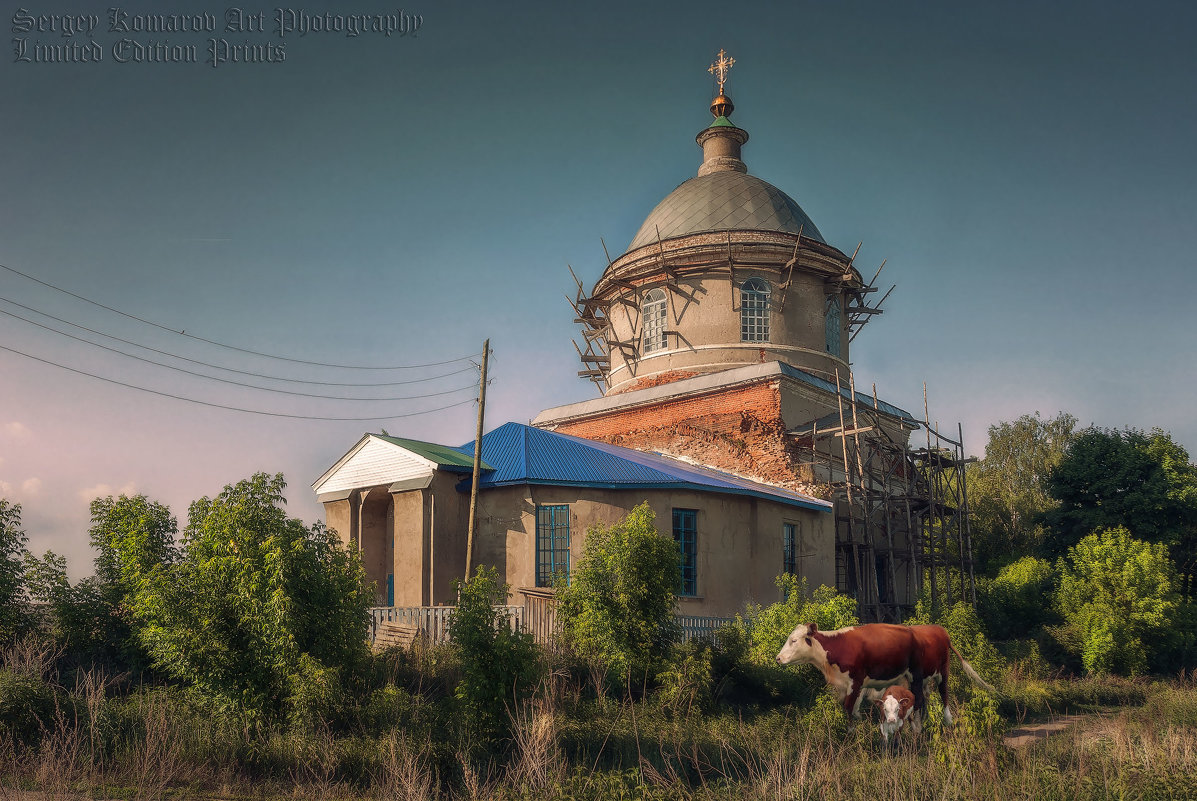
825;296;842;357
641;288;668;354
740;277;770;342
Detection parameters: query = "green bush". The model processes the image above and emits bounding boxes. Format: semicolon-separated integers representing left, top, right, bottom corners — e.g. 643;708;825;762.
1055;526;1184;675
739;574;858;666
357;683;420;734
1142;682;1197;728
976;556;1057;640
450;565;540;750
801;690;849;736
86;494;178;674
996;638;1053;681
653;639;714;717
22;552;97;658
708;576;857;709
132;473;371;725
0;668;57;747
701;622;801;708
286;652;346;730
557;503;681;688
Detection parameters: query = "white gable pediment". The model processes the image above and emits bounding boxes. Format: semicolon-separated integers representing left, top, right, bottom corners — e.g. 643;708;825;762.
313;436;437;496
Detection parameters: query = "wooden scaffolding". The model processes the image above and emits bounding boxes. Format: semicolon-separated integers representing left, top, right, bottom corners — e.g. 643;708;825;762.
788;378;977;623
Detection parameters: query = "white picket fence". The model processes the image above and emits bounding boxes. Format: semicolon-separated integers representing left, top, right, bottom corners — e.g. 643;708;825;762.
676;614;735;642
368;604;732;647
369;604;525;645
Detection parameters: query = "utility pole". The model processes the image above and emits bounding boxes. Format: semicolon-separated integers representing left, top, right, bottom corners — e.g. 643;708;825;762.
464;339;489;581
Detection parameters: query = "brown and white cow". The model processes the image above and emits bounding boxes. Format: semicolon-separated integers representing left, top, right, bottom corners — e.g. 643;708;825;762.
775;622;995;725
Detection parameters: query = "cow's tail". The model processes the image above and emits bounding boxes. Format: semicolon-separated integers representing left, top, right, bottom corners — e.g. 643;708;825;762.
949;644;997;694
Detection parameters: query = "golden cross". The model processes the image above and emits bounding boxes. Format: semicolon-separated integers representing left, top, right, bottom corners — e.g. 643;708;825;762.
707;48;735;94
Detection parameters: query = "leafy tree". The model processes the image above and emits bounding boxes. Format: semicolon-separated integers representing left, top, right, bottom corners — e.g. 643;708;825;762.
23;550;89;647
1044;428;1197;561
449;565;539;750
1055;526;1183;675
90;494;178;590
1143;432;1197;597
87;494;178;672
965;412;1076;572
134;473;370;724
0;499;28;642
557;503;680;686
21;550;128;670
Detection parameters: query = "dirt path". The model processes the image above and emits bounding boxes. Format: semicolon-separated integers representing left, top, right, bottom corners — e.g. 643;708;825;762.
1002;713;1090;749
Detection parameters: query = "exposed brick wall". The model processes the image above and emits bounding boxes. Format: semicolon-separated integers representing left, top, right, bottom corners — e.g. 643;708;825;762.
552;379;823;496
608;370;701;395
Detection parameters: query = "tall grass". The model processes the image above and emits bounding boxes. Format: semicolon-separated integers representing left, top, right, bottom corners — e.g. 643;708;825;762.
1;639;1194;800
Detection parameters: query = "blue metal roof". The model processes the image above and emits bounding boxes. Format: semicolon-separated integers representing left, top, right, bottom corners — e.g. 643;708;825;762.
454;422;831;513
780;363;918;424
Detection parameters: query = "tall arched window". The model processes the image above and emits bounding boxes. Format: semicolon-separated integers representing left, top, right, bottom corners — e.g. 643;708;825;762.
740;278;770;342
641;288;668;354
825;296;842;356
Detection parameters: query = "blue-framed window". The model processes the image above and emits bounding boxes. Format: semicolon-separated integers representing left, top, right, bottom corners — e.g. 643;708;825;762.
825;296;842;356
740;278;770;342
783;522;800;576
673;508;698;596
536;505;570;587
386;573;395;606
642;288;668;353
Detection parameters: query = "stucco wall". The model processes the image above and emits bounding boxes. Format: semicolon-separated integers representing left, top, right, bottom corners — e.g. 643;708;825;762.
464;483;833;618
332;474;922;617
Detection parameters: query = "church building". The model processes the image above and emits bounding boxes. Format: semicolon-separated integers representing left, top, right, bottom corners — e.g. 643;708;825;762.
315;53;972;623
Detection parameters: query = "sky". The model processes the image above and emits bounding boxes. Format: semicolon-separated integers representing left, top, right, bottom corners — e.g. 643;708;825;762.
2;0;1195;577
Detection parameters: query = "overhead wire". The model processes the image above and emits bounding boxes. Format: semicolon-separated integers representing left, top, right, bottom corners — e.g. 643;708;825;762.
0;294;475;387
0;303;478;401
0;342;482;421
0;261;479;369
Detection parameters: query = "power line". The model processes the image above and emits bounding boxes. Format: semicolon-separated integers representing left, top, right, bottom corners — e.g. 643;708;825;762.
0;342;482;421
0;294;475;387
0;261;479;370
0;303;478;401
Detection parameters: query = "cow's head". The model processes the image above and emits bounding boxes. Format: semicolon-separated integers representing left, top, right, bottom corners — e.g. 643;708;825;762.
876;686;915;744
775;622;821;666
875;686;914;726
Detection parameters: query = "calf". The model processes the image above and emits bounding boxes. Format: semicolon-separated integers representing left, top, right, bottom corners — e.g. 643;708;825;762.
873;685;916;745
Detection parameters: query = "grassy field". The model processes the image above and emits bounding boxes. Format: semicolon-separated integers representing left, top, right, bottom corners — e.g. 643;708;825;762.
2;636;1195;801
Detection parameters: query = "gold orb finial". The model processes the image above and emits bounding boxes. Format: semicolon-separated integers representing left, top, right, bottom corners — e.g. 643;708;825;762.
707;48;736;119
